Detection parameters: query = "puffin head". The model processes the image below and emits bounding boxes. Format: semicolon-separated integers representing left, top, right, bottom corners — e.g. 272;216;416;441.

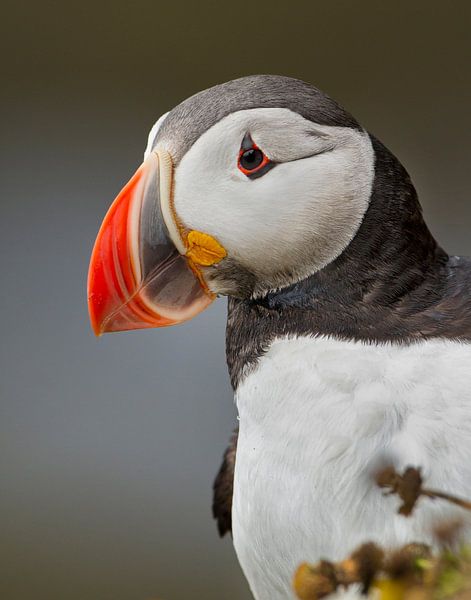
88;75;376;334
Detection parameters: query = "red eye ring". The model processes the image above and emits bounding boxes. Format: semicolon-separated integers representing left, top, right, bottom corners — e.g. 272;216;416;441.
238;135;273;178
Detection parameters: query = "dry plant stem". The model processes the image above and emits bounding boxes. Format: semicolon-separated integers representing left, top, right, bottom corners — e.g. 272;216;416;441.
421;489;471;512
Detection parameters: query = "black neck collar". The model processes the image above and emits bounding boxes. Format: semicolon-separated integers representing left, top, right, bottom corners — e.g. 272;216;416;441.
226;136;471;389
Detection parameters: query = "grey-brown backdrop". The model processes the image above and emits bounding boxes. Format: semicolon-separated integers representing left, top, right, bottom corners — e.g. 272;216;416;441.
1;1;470;599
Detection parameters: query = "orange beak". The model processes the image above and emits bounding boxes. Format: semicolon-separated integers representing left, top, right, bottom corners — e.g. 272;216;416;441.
87;150;216;335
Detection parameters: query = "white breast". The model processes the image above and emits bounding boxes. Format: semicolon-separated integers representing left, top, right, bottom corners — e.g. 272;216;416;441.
232;335;471;600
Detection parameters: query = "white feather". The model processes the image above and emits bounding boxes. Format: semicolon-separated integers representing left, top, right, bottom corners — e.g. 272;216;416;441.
143;112;169;160
233;335;471;600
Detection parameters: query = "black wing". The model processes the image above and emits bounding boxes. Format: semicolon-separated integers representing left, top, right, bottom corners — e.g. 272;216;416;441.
212;427;238;537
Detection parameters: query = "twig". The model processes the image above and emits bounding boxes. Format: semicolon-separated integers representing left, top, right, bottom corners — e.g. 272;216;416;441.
421;488;471;512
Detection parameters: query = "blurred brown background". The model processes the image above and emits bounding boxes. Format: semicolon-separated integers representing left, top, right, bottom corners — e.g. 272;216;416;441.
0;1;469;599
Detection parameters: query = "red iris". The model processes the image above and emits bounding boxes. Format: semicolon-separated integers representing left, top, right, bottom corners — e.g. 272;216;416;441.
238;138;272;177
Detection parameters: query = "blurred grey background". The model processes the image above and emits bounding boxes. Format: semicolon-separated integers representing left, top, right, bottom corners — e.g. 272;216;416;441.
0;1;469;599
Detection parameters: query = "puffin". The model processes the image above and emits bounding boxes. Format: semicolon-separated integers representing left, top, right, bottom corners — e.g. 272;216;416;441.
87;75;471;600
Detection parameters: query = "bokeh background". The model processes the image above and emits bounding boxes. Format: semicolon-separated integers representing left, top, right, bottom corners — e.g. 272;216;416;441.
1;1;470;599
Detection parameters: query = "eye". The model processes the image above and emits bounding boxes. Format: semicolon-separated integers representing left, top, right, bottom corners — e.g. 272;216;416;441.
238;133;275;179
240;148;264;171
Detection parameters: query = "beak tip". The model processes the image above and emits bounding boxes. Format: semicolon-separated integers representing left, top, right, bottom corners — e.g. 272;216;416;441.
89;311;104;337
91;324;104;337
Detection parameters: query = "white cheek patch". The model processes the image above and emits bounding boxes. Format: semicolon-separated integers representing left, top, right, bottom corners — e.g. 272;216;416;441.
172;108;375;293
143;112;170;160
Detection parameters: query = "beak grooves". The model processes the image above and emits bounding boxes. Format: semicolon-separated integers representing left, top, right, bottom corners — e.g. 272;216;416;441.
87;149;227;336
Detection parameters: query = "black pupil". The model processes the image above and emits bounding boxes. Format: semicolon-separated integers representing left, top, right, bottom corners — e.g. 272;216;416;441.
240;148;263;171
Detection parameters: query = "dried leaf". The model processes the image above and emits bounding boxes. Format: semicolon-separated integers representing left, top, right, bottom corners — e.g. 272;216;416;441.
293;562;337;600
375;466;423;516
